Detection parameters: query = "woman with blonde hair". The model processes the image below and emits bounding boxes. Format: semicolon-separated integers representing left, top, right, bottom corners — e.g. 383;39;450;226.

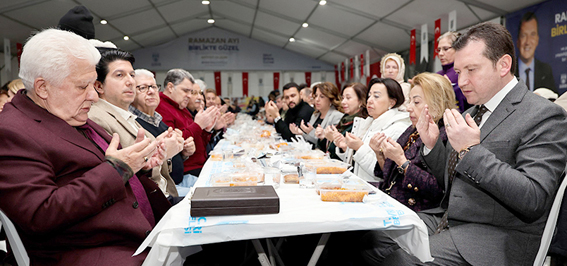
380;53;411;110
289;82;343;150
369;72;456;211
6;79;24;100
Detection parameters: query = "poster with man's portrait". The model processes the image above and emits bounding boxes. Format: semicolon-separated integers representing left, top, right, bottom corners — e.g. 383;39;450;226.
506;0;567;95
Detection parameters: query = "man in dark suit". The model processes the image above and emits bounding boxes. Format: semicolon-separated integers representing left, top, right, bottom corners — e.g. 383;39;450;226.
515;12;556;92
265;82;314;141
0;29;171;265
364;22;567;266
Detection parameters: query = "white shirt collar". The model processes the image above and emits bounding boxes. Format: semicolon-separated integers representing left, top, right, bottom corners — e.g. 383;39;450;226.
483;77;518;113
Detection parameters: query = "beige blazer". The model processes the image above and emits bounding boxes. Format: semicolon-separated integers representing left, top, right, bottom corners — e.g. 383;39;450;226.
89;100;178;197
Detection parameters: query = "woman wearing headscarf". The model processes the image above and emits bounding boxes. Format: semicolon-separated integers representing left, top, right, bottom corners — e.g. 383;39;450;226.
380;53;411;110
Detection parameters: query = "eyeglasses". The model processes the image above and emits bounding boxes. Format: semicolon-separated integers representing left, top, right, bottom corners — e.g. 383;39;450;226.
136;85;160;93
437;46;453;53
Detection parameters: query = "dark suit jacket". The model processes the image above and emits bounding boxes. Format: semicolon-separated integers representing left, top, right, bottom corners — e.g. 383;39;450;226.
0;92;171;266
422;80;567;266
274;100;314;141
515;58;556;92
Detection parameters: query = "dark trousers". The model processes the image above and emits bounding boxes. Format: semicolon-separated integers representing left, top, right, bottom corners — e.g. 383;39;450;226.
361;212;472;266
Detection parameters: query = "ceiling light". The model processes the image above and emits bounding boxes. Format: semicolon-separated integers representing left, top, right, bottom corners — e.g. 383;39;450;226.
202;0;210;4
100;19;107;25
289;37;295;42
319;0;327;5
123;36;129;40
302;23;308;28
207;18;215;24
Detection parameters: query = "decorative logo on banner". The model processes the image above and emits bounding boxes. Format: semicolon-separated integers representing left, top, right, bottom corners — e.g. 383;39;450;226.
242;72;249;96
421;24;429;63
335;65;340;88
449;10;457;32
273;72;280;91
410;29;416;65
151;52;161;67
214;71;221;96
305;72;312;86
434;19;441;59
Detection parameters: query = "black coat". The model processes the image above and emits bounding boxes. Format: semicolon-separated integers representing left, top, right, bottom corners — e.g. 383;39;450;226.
274;100;314;141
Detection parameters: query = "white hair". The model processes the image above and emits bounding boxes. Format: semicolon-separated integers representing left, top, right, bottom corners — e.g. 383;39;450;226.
88;39;117;49
194;79;207;92
19;28;101;92
134;69;155;79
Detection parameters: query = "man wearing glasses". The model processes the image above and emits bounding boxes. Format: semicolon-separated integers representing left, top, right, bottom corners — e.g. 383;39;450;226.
130;69;196;197
156;69;219;187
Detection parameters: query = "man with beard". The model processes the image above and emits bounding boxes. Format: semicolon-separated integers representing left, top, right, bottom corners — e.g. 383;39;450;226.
266;82;314;141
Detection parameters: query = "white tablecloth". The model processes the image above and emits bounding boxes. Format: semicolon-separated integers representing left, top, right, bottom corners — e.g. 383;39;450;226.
137;156;433;265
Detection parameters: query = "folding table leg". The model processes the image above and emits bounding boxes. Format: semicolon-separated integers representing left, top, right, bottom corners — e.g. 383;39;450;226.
266;238;285;266
251;239;272;266
307;233;331;266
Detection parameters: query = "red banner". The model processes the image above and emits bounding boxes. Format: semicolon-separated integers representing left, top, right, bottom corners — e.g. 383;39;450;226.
410;29;416;65
334;65;340;88
349;58;354;80
242;72;249;96
305;72;312;86
16;43;22;67
340;62;345;82
273;72;280;91
434;18;441;59
214;71;221;96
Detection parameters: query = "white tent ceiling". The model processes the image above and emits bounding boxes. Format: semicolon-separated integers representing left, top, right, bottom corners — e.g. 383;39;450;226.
0;0;545;65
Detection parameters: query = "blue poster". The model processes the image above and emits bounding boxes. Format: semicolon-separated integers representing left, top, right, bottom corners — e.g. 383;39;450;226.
506;0;567;94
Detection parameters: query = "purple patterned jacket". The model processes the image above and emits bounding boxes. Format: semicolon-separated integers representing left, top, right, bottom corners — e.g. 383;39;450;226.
374;125;447;212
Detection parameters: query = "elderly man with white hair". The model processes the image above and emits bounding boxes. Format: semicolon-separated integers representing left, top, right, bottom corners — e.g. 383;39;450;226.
0;29;171;265
130;69;196;196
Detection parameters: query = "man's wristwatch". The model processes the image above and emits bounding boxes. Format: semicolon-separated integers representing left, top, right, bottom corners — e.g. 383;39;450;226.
458;144;478;160
397;160;411;174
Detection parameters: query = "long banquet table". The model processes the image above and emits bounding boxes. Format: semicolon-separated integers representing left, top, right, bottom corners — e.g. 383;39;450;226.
136;141;433;265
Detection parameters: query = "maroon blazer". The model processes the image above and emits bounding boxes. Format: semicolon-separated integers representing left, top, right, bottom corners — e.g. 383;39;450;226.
0;92;171;266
